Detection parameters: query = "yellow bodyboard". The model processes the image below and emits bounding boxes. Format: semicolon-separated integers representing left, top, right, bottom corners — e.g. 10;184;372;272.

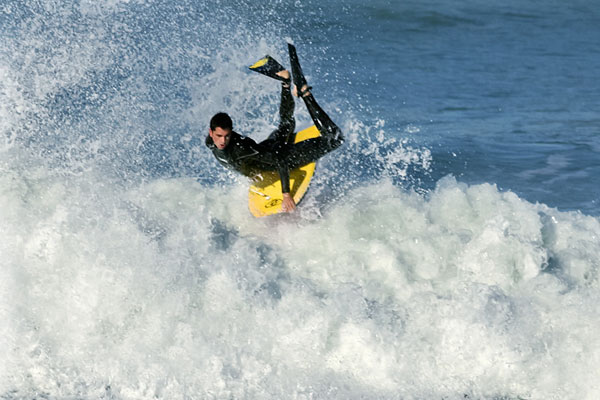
248;125;320;217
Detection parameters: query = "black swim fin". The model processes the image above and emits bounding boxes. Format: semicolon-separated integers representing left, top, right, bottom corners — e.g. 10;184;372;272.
249;55;288;82
288;43;310;92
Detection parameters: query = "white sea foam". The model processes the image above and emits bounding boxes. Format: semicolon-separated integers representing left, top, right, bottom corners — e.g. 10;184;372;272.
2;165;599;399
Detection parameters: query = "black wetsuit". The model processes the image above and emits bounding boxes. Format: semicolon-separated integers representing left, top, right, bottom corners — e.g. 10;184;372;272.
205;83;343;193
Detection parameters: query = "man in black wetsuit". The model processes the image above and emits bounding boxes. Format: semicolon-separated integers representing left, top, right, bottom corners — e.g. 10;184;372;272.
205;66;344;213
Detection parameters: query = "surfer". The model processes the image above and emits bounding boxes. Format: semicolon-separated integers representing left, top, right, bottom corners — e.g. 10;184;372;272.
206;45;344;213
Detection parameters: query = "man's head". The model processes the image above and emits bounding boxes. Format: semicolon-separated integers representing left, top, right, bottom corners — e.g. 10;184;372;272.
209;112;233;150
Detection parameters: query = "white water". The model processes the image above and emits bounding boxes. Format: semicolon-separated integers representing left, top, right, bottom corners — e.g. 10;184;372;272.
2;162;600;399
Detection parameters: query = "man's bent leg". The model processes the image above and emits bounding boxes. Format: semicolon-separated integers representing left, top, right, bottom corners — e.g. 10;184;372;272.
302;93;343;148
285;135;343;170
278;92;344;169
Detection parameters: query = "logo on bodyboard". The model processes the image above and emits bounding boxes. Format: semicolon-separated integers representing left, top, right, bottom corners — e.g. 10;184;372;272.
265;199;282;209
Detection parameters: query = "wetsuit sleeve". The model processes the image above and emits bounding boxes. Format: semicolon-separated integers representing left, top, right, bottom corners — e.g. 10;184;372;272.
277;83;294;193
277;159;291;194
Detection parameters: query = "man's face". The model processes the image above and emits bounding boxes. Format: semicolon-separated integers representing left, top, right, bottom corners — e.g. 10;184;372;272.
209;126;232;150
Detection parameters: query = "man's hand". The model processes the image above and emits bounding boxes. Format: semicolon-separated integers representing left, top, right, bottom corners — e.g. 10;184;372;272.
281;193;296;213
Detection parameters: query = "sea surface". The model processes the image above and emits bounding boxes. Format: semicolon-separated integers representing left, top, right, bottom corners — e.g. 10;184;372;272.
1;0;599;399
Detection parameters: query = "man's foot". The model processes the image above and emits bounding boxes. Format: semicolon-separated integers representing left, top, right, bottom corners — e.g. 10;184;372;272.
276;70;291;87
276;70;290;80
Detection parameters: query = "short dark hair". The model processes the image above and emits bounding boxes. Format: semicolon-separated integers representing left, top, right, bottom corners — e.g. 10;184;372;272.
210;112;233;131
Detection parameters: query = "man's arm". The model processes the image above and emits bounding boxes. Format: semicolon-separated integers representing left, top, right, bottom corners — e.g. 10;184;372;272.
275;70;296;212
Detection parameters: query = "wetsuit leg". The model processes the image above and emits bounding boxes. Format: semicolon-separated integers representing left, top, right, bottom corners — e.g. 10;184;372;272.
302;93;343;145
283;93;344;169
262;84;296;146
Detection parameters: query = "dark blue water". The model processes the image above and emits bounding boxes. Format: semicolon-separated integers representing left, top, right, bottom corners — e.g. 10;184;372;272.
317;0;600;214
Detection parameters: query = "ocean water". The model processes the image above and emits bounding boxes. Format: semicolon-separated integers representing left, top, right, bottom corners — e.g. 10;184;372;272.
1;0;599;399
